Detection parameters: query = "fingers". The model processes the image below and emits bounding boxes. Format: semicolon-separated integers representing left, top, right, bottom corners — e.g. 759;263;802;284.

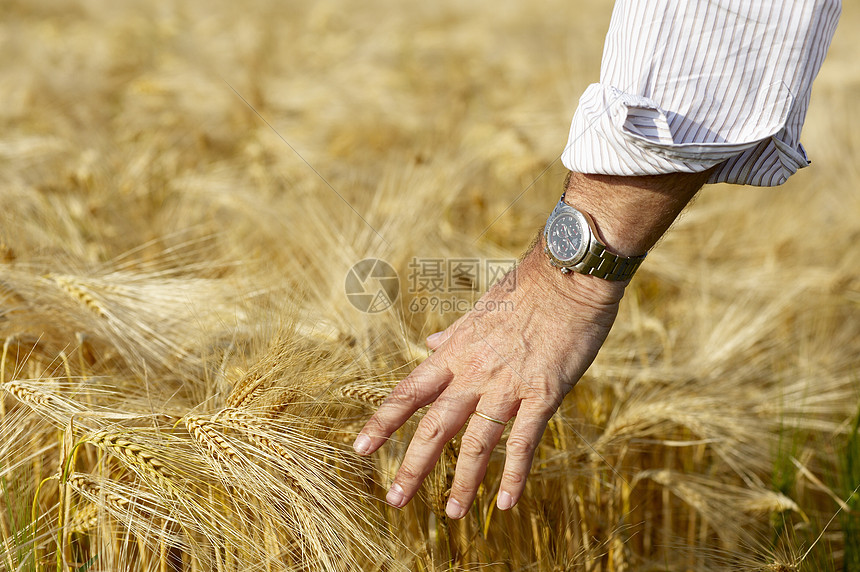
386;390;479;508
425;330;447;350
425;315;466;351
354;358;453;456
444;400;516;519
496;399;556;511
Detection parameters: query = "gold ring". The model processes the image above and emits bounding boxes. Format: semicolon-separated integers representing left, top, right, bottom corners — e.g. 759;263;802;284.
474;411;507;426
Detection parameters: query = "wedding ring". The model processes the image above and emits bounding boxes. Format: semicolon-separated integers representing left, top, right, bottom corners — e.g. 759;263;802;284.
474;411;507;426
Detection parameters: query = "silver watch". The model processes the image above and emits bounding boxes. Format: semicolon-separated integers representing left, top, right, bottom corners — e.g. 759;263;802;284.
543;193;646;281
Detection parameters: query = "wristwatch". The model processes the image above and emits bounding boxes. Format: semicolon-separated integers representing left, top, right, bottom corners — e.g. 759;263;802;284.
543;192;646;281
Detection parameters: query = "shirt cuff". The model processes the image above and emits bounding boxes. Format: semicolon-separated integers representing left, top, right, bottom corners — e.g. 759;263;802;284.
561;82;810;186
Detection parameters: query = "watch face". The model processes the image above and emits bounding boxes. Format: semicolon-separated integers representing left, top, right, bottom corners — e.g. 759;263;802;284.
547;211;587;264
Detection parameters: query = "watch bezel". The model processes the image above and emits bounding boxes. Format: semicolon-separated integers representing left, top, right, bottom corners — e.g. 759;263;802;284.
543;204;592;268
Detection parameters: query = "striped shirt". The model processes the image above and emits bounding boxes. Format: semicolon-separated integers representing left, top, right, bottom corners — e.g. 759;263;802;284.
561;0;842;186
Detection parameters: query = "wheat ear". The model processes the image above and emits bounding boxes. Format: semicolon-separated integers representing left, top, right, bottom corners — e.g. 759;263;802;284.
87;432;177;494
2;380;53;408
184;415;242;465
218;409;301;470
67;502;100;534
225;371;268;409
67;473;129;514
336;381;395;408
50;275;109;318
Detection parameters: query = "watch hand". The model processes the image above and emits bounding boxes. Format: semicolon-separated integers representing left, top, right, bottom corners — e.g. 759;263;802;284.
562;226;575;250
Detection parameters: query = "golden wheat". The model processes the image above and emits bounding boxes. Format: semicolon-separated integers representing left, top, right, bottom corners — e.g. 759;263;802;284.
50;275;110;319
1;0;858;569
67;473;130;516
86;432;178;496
184;415;242;466
336;380;397;408
66;501;99;535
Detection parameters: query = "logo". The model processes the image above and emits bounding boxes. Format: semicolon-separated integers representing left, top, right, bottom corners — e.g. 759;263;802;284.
345;258;400;313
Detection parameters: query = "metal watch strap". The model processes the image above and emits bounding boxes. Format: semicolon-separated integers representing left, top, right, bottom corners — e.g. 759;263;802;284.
574;240;645;281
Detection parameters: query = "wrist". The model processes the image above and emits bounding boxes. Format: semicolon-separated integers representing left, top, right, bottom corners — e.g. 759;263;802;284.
521;241;627;308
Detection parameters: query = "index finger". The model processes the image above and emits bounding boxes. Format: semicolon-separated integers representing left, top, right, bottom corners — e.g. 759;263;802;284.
353;357;453;456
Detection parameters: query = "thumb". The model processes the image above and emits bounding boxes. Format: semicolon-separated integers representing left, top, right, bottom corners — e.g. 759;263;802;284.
425;317;465;351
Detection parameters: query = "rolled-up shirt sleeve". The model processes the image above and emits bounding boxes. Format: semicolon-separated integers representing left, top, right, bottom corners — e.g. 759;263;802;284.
561;0;841;186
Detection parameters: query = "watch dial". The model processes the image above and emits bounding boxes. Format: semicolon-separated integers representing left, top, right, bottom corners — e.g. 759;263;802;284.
548;213;584;262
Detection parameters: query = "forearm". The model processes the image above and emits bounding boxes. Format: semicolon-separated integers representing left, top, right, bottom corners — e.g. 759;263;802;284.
560;170;710;259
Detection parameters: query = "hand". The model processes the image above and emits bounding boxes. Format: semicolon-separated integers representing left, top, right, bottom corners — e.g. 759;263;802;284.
353;168;709;518
352;242;627;518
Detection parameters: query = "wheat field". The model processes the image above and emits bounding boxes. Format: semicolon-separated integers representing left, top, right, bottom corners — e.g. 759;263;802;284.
1;0;859;570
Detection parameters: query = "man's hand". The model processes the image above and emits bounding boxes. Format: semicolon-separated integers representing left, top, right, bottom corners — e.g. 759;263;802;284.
353;245;626;518
353;170;710;518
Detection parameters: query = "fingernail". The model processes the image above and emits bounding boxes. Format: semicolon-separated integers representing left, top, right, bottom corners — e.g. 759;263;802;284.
426;331;444;345
446;497;465;519
497;490;513;510
386;483;405;508
353;434;372;455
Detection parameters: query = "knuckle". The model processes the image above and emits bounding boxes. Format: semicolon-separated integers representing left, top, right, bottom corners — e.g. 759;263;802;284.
523;389;564;415
503;470;526;487
450;481;478;499
396;464;422;484
453;362;491;388
462;353;493;378
505;435;536;459
431;337;459;363
414;409;448;443
361;410;396;436
432;391;461;410
361;415;384;435
458;433;491;460
387;376;424;406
